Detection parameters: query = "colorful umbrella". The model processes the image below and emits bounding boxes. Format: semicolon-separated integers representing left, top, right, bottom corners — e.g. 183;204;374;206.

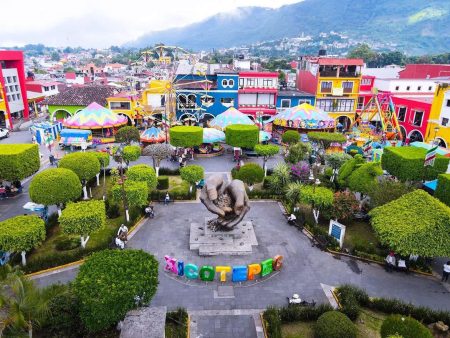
63;102;128;129
203;128;225;143
209;107;254;130
259;131;271;143
268;103;335;129
140;126;166;143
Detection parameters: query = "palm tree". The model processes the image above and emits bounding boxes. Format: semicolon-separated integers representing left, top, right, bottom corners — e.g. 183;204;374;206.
285;182;303;208
269;163;291;193
0;267;59;337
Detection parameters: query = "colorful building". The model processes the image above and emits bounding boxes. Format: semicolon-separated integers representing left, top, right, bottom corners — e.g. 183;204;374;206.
139;79;174;121
297;56;363;130
424;81;450;148
106;92;141;125
398;64;450;79
276;89;315;112
26;80;60;97
0;83;6;127
0;50;29;128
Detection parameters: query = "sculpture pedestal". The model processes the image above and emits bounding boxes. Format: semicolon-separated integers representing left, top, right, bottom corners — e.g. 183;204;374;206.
189;218;258;256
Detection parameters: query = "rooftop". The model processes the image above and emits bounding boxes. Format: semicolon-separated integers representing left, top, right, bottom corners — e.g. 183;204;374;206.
278;89;314;97
43;85;117;106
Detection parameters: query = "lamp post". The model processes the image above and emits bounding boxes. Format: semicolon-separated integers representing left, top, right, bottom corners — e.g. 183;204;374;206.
114;145;130;223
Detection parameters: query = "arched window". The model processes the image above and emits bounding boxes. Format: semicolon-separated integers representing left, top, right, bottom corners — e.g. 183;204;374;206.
187;94;196;109
222;79;228;87
228;79;234;87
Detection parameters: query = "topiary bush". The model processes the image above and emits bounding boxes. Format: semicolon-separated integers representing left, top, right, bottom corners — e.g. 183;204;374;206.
0;144;40;181
122;145;141;163
314;311;357;338
236;163;264;186
58;152;101;182
279;304;334;322
73;249;159;332
92;151;110;168
281;130;300;144
225;124;259;149
127;164;157;190
180;165;204;187
115;126;140;144
435;173;450;207
308;132;346;149
157;175;169;190
380;315;433;338
169;126;203;148
111;180;148;207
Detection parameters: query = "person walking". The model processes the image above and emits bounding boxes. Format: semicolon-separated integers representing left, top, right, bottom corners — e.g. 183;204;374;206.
442;261;450;282
164;192;170;205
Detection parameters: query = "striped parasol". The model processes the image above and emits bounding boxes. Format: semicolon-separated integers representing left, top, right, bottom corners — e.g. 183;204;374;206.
63;102;128;129
140;126;166;143
268;103;335;129
202;128;225;143
209;107;254;130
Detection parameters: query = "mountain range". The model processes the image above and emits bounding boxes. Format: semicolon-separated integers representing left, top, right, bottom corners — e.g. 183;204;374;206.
127;0;450;55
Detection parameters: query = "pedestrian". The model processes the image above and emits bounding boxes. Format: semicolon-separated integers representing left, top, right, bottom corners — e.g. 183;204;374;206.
385;251;396;272
442;261;450;282
164;192;170;205
117;224;128;243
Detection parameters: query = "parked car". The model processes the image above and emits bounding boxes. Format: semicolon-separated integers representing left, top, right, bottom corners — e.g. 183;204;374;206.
0;128;9;139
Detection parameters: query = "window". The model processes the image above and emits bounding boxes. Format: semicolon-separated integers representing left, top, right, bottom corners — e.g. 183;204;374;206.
442;118;449;127
298;99;311;104
263;79;273;87
109;101;131;110
413;110;424;126
428;86;433;91
316;99;354;112
281;99;291;108
14;85;18;91
7;95;10;102
246;78;255;87
4;86;8;93
228;79;234;87
51;85;56;90
6;76;11;83
361;78;372;86
342;81;353;93
43;86;49;92
397;107;407;122
395;86;400;91
446;99;450;107
321;81;332;93
17;93;21;100
11;94;16;100
239;78;244;88
417;86;421;91
406;86;410;91
200;95;214;107
357;97;364;110
12;76;17;82
222;79;228;87
220;97;234;107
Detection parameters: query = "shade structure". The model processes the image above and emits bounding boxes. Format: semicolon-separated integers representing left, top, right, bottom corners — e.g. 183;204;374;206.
63;102;128;129
209;107;254;130
202;128;225;143
140;126;166;143
259;131;271;143
268;103;335;129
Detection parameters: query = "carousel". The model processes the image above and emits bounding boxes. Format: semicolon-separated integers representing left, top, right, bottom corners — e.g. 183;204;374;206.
209;107;254;130
140;126;167;145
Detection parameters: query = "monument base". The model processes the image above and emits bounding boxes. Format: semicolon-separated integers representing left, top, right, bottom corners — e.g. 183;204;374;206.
190;218;258;256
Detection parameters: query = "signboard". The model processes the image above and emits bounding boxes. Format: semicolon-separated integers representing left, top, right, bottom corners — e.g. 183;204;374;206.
332;88;344;96
328;220;346;248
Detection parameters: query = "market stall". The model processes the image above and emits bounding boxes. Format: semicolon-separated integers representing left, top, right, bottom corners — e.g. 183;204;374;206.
30;122;63;145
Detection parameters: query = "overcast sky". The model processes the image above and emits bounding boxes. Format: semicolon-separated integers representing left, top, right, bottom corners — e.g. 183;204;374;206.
1;0;301;48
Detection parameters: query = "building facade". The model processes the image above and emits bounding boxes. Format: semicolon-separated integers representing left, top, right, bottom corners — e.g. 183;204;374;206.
26;80;60;97
276;89;315;112
424;82;450;148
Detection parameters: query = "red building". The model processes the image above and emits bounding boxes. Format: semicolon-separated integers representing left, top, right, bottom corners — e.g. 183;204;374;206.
356;75;376;112
238;71;278;119
391;96;432;143
399;64;450;79
0;51;29;128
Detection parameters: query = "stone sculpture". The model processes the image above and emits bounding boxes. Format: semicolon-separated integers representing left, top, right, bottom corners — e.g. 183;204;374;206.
200;175;250;231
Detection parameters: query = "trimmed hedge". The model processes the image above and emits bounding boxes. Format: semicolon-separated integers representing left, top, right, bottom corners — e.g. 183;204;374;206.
157;176;169;190
111;180;148;207
159;167;180;176
59;200;106;238
380;315;433;338
347;162;383;195
127;164;157;190
381;147;449;182
279;304;334;322
263;307;282;338
29;168;82;206
0;144;40;181
122;145;141;163
73;249;159;332
225;124;259;149
235;163;264;186
435;173;450;207
59;152;101;181
0;215;46;253
308;132;346;148
169;126;203;147
281;130;300;144
314;311;357;338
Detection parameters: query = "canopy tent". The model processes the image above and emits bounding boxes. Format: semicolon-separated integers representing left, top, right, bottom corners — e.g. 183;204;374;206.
268;103;335;129
259;131;271;143
202;128;225;143
209;107;254;130
140;126;166;144
30;121;63;145
63;102;128;130
410;141;450;157
59;129;92;146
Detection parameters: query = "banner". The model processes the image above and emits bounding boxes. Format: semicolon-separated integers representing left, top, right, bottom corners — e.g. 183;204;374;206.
424;146;438;167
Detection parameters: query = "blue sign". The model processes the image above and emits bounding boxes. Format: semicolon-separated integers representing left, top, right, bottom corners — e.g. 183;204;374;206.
330;224;341;241
328;220;346;248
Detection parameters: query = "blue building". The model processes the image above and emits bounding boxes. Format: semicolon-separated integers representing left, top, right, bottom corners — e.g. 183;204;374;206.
276;89;316;112
174;63;239;125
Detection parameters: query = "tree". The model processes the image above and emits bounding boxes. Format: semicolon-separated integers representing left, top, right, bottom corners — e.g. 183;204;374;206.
0;269;60;337
348;43;376;65
369;190;450;257
368;178;415;209
325;152;352;170
169;126;203;148
111;180;148;208
58;152;100;200
281;130;299;145
0;215;45;265
347;162;383;196
50;51;60;61
92;152;110;200
300;185;334;224
115;126;140;145
29;168;82;215
142;143;174;176
225;124;259;149
290;161;310;182
315;311;357;338
59;201;106;248
0;144;40;182
127;164;157;191
254;144;279;176
285;182;303;207
337;155;365;187
236;163;264;189
269;163;291;192
73;250;159;332
331;191;359;221
122;145;141;165
285;142;311;164
308;132;346;149
435;173;450;207
180;165;204;193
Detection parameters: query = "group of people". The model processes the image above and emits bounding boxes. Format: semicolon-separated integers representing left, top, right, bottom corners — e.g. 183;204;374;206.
115;224;128;250
384;251;409;273
0;181;22;199
171;148;194;168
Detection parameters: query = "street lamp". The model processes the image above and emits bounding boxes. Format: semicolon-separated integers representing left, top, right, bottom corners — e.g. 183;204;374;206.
113;145;130;223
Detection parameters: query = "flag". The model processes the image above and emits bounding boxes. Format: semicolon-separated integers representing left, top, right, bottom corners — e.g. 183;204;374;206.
363;140;372;154
424;146;438;167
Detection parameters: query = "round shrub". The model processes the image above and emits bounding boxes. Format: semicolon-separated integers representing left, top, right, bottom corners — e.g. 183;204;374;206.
115;126;140;144
0;215;46;254
73;249;159;332
29;168;82;206
180;165;204;185
92;151;110;168
122;145;141;163
226;124;259;149
314;311;356;338
157;175;169;190
169;126;203;147
281;130;300;144
236;163;264;186
380;315;433;338
111;180;148;207
58;152;100;182
127;164;157;190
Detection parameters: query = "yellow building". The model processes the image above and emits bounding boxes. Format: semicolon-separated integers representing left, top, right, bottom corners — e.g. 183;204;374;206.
106;92;141;125
424;82;450;148
140;80;175;120
297;57;364;130
0;83;9;128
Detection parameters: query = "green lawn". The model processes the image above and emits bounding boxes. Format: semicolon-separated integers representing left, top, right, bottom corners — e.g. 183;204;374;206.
281;309;386;338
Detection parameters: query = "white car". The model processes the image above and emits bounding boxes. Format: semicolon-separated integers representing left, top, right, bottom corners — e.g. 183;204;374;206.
0;128;9;139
